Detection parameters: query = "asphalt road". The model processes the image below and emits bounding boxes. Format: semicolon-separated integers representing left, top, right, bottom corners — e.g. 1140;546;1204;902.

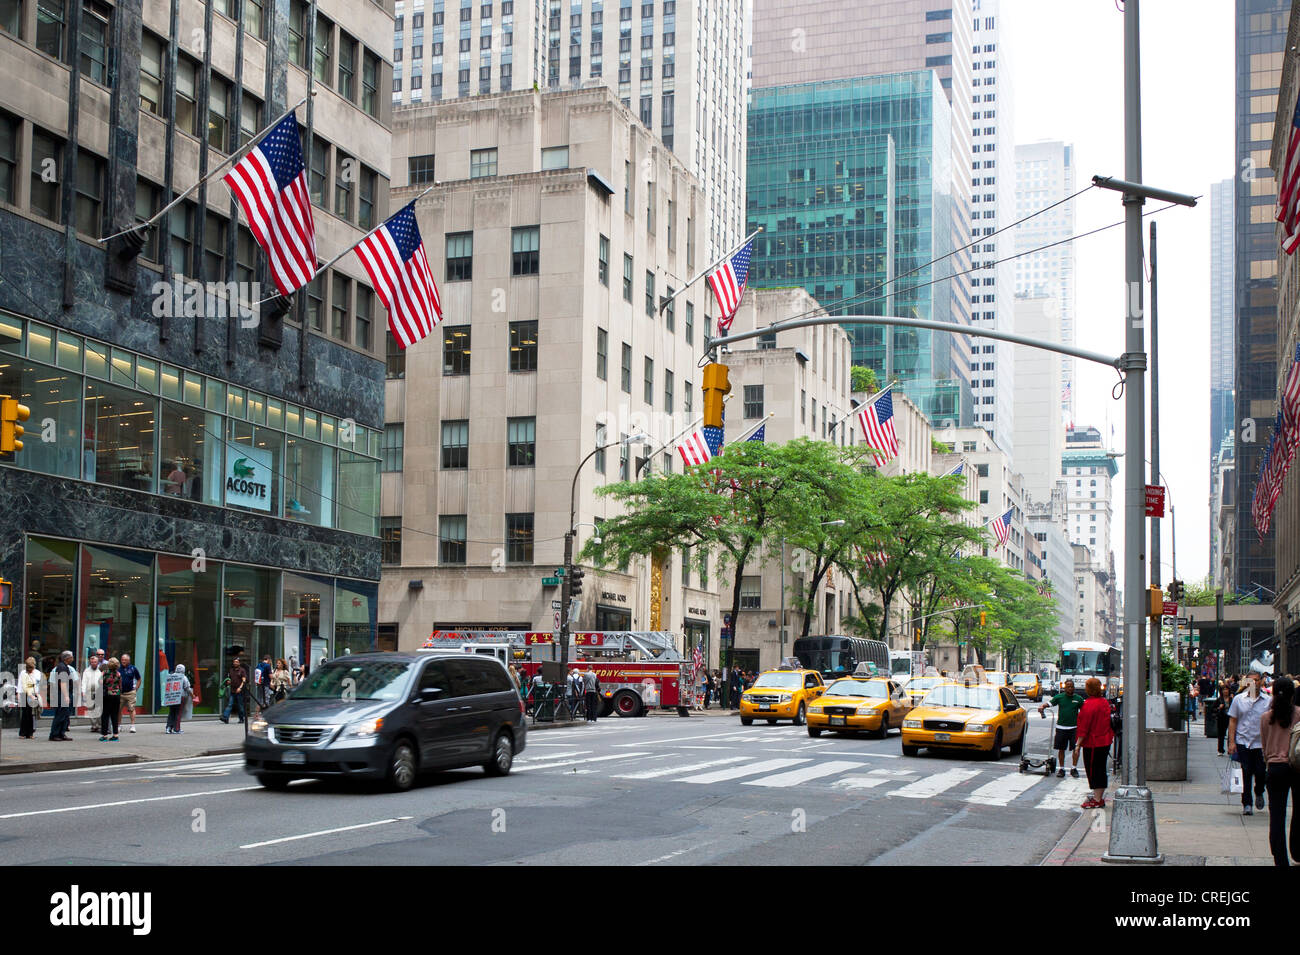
0;709;1088;866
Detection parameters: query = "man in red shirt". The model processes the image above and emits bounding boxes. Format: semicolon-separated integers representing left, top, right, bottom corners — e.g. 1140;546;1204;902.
1075;677;1114;810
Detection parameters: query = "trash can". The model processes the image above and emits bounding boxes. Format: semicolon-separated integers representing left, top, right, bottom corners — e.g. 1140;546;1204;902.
1204;708;1219;739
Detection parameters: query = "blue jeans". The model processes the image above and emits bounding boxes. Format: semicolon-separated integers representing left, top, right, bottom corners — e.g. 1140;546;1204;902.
222;692;245;722
49;707;72;739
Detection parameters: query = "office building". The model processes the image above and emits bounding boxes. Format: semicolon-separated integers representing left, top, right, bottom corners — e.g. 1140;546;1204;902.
1011;295;1063;506
1209;176;1234;583
1026;482;1076;652
1062;426;1117;562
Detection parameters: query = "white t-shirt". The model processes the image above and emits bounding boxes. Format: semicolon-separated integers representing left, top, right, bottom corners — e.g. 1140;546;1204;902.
1228;691;1271;749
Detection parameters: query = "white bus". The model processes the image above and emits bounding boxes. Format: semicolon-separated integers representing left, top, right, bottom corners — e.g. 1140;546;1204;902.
1059;641;1123;698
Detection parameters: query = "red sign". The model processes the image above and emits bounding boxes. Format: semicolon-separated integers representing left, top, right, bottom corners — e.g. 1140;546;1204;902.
1163;600;1178;617
573;632;605;646
1144;484;1166;518
523;632;554;645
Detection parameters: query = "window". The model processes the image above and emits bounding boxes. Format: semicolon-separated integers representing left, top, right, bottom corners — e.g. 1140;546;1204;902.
622;254;633;302
739;576;761;610
330;274;350;341
244;0;264;37
381;517;402;564
594;424;607;473
666;199;674;249
509;320;537;371
979;490;989;504
645;270;655;316
643;356;653;404
684;380;692;415
35;0;64;58
685;302;693;344
362;50;380;116
83;380;157;493
441;419;469;469
73;150;102;237
309;138;328;206
175;55;199;136
442;325;470;375
338;31;357;100
757;332;775;350
596;328;608;380
202;213;226;281
289;0;307;65
743;384;763;419
446;232;473;281
140;31;165;115
598;235;609;286
313;12;334;85
511;225;539;275
355;286;373;350
664;369;673;413
358;167;376;232
665;289;674;331
619;439;629;481
239;92;262;148
507;417;535;467
381;423;404;471
620;342;632;393
470;148;497;178
439;515;467;564
506;513;534;563
541;145;569;169
409;153;436;185
334;151;354;220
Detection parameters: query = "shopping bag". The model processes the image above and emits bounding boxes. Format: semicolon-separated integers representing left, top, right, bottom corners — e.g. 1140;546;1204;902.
1220;763;1233;794
1229;764;1244;794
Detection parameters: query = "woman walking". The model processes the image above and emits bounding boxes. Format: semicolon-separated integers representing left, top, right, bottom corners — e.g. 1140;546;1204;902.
1075;677;1114;810
98;657;122;741
270;658;292;704
1260;675;1300;866
17;657;42;739
165;664;192;734
1214;680;1233;755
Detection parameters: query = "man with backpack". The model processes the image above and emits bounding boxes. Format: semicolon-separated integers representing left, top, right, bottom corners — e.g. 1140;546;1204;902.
583;666;601;723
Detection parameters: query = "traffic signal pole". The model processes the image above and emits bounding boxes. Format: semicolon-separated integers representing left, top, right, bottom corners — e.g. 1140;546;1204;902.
1149;221;1161;698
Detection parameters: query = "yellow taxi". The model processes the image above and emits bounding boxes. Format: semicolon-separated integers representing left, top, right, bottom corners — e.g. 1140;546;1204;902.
900;681;1028;760
900;674;947;706
1011;672;1042;701
807;676;912;738
984;670;1012;689
739;663;825;726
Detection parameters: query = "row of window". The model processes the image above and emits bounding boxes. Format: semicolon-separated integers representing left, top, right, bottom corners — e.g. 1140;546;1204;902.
383;414;537;473
381;512;533;565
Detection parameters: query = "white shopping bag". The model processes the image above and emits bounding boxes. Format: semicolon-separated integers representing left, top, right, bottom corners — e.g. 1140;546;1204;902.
1230;764;1244;794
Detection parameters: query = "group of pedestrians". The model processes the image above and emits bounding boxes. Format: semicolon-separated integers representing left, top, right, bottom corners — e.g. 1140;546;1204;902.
1037;677;1114;810
507;664;602;722
13;648;144;742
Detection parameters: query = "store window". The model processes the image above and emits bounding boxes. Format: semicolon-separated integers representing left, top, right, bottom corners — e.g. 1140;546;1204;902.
156;553;223;715
336;448;379;535
79;543;153;700
223;564;280;673
83;379;157;493
334;578;377;655
284;434;334;526
284;571;335;667
159;400;223;505
225;419;282;515
24;536;77;675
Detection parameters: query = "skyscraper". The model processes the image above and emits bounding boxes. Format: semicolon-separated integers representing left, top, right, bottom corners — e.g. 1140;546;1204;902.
1209;177;1234;581
391;0;746;260
1233;0;1288;601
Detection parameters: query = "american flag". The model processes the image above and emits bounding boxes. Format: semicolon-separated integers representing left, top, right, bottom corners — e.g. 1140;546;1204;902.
746;424;766;443
858;544;889;567
707;239;752;332
692;642;704;673
354;201;443;349
944;461;964;477
856;387;900;467
678;424;725;467
1277;97;1300;254
1283;342;1300;442
990;508;1014;547
222;113;317;296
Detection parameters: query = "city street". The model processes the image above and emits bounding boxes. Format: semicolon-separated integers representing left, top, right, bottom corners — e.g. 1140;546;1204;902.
0;711;1086;866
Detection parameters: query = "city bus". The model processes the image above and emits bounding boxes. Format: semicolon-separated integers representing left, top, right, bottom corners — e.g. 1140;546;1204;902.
793;635;890;680
1059;641;1123;698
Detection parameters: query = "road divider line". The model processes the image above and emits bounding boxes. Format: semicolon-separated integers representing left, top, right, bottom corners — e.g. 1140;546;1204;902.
515;751;592;763
240;816;413;850
0;786;260;819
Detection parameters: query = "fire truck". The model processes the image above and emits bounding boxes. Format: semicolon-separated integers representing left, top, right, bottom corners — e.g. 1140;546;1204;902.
421;630;693;717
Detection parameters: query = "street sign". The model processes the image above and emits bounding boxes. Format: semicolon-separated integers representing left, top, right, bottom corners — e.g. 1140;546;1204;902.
551;600;562;610
568;598;582;621
1162;600;1178;617
554;610;561;631
1144;484;1165;518
542;576;560;587
554;567;566;577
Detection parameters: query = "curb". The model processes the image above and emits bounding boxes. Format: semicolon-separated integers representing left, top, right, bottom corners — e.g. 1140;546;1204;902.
0;754;141;775
527;720;585;731
1040;805;1095;865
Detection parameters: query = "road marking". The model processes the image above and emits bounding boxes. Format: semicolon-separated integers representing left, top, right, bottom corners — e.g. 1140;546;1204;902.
743;760;868;788
675;745;736;750
636;842;713;865
1035;777;1092;811
678;758;810;784
612;756;751;780
615;729;766;746
514;752;653;772
240;816;413;850
887;768;981;799
0;786;260;819
829;775;890;789
515;751;591;763
965;771;1048;806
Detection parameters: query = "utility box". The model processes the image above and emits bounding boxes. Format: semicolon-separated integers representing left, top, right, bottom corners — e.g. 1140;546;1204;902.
1145;728;1188;781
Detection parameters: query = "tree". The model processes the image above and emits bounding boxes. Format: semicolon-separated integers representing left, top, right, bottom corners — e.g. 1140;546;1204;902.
850;365;879;394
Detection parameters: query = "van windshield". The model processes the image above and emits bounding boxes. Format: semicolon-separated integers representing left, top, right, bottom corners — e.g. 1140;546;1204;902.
291;661;412;701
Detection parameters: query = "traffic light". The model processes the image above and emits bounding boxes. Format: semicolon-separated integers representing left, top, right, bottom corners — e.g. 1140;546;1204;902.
1169;579;1184;603
979;611;986;627
701;362;731;428
569;565;585;597
1;397;30;454
1146;584;1163;618
0;577;11;610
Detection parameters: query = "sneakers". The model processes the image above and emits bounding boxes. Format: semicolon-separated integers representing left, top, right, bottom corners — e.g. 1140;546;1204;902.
129;726;136;733
1256;792;1266;810
1243;805;1253;816
110;736;119;741
98;736;108;742
1070;768;1080;779
1056;768;1065;778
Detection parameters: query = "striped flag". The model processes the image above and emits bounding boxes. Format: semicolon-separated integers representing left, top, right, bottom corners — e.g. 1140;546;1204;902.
222;113;317;296
678;424;725;468
856;387;900;467
707;239;752;332
1277;97;1300;254
354;201;443;349
990;508;1014;547
1282;342;1300;444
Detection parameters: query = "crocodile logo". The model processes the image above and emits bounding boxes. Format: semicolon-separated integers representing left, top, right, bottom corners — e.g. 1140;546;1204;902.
232;458;255;478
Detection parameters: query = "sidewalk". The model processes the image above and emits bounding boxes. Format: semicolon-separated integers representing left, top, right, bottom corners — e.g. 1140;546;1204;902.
0;713;581;774
1053;720;1275;866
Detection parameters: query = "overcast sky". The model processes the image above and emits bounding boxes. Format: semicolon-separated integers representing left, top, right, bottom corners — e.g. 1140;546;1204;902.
1003;0;1235;587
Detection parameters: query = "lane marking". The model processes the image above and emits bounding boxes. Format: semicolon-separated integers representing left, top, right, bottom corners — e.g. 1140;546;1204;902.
613;756;751;780
965;771;1048;807
743;760;869;788
241;816;413;850
514;752;653;772
1034;777;1092;811
887;768;981;799
0;786;260;819
636;841;713;865
678;758;809;784
515;751;591;763
829;775;890;789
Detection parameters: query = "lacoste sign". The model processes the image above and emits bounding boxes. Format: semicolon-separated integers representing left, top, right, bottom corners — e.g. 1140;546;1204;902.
225;441;272;512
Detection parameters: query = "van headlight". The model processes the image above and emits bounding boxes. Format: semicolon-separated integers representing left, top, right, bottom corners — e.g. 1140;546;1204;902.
249;718;269;739
341;717;384;738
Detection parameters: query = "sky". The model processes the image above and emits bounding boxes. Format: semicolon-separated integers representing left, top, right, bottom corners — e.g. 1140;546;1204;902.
1003;0;1236;588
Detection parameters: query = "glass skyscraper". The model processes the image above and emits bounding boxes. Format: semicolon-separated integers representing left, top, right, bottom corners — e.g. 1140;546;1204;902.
746;72;971;427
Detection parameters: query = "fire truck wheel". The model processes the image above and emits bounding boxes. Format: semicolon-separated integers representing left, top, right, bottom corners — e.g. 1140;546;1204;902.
613;690;642;717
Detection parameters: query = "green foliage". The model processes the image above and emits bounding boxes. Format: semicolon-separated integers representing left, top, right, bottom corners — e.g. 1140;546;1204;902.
1180;582;1261;607
850;365;879;395
931;436;952;453
1161;653;1191;697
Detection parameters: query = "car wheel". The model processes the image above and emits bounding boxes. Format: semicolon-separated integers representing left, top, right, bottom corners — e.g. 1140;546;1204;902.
902;744;919;757
875;713;890;740
793;703;807;726
986;729;1003;761
484;730;514;776
740;717;753;725
258;774;290;791
807;726;822;738
387;739;418;792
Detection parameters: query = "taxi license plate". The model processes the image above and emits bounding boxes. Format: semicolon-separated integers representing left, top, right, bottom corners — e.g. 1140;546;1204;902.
759;704;772;711
282;750;306;765
934;732;951;742
829;716;846;726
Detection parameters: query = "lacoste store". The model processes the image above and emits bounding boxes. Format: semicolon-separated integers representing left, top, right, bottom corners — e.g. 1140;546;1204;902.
24;536;378;716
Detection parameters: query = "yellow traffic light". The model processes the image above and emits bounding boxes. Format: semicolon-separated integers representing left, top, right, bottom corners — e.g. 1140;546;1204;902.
701;362;730;428
0;578;11;610
1;397;30;453
979;611;986;627
1146;584;1163;618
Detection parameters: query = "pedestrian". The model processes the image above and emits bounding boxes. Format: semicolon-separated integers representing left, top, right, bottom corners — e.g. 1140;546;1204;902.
1188;680;1199;721
1214;680;1232;754
221;656;248;724
583;666;600;723
80;651;102;733
119;652;141;734
270;658;292;704
507;663;520;693
1259;675;1300;866
1038;678;1086;779
288;655;300;685
17;657;42;740
1076;677;1114;810
98;657;122;741
165;664;192;734
701;671;711;710
47;651;77;741
729;668;741;708
255;654;273;709
1228;670;1272;816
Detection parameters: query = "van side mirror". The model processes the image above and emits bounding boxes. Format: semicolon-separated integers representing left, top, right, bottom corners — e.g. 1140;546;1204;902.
419;687;443;701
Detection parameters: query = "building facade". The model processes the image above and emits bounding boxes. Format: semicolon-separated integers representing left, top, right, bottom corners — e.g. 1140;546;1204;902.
939;425;1025;573
1062;426;1117;562
0;0;391;712
1026;481;1076;652
1209;176;1234;585
1011;294;1063;506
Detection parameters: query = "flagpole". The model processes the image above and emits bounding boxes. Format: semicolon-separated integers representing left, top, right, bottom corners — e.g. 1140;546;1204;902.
657;227;762;314
836;382;894;434
635;394;733;477
724;412;774;446
250;183;440;308
97;93;315;244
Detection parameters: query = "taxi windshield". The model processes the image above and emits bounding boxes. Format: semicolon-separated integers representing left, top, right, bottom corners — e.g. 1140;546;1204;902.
753;672;803;690
908;677;943;691
825;679;888;698
1012;674;1036;684
921;684;1001;710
